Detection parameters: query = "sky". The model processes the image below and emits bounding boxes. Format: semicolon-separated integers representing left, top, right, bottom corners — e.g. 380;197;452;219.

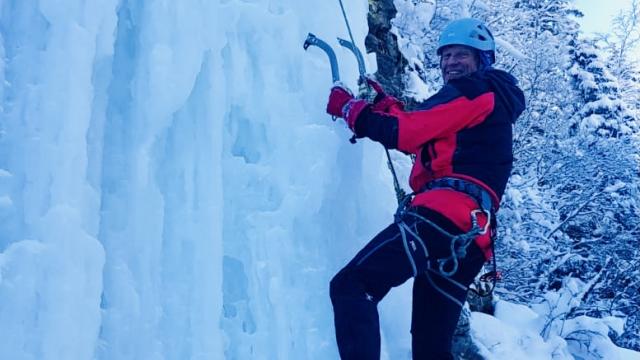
575;0;630;33
575;0;640;61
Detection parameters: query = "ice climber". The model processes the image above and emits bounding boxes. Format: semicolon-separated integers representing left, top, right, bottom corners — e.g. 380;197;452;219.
326;18;526;359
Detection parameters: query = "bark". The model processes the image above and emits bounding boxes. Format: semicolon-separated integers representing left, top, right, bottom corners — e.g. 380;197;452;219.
452;308;486;360
365;0;408;99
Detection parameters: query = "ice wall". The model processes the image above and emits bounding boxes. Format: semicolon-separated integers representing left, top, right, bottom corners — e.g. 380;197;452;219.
0;0;404;359
215;1;406;359
0;0;116;358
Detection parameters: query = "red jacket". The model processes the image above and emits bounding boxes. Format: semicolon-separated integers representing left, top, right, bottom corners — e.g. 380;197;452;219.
353;69;525;258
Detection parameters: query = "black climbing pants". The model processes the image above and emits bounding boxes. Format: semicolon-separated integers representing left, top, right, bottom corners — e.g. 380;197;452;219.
330;207;486;360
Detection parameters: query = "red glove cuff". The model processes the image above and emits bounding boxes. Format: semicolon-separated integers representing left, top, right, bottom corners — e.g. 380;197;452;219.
342;99;368;131
326;86;354;118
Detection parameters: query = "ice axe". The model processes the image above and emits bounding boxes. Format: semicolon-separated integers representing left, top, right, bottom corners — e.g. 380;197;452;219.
303;33;340;83
303;31;405;204
337;37;366;80
334;0;407;204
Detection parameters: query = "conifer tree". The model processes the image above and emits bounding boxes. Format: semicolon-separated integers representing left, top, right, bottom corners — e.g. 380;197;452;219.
368;0;640;352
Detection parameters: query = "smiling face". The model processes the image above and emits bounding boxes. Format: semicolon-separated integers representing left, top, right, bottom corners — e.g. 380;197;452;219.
440;45;480;83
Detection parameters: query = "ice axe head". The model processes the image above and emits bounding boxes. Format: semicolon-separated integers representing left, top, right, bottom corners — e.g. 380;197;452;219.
303;33;340;83
303;33;317;50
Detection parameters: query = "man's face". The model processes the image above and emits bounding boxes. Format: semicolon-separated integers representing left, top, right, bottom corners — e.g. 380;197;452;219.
440;45;480;83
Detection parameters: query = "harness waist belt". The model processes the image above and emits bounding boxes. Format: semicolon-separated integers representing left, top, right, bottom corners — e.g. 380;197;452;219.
421;177;495;213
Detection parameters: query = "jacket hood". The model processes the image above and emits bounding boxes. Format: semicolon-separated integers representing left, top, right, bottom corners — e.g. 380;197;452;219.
479;69;525;124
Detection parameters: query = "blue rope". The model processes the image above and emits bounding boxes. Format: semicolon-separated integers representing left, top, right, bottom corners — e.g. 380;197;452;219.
337;0;357;53
394;196;482;277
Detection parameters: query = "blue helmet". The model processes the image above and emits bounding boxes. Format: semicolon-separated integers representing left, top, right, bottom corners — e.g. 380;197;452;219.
437;18;496;64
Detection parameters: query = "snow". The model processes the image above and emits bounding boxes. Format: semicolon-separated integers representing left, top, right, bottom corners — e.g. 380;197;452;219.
495;38;528;61
393;0;437;35
472;292;640;360
405;69;433;101
0;0;639;359
471;306;573;360
605;181;626;193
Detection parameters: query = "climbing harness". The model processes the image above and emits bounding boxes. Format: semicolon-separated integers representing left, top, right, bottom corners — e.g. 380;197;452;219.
420;177;500;297
303;1;406;205
392;177;499;304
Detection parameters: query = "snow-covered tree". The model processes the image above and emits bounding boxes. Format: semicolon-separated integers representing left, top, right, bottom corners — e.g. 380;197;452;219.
368;0;640;352
595;0;640;119
569;37;636;137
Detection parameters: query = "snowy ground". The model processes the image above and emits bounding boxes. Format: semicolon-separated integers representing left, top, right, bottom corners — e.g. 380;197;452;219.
471;291;640;360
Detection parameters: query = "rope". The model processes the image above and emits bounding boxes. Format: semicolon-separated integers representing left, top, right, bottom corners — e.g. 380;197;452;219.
425;270;464;307
337;0;405;205
394;206;476;307
338;0;357;56
393;198;500;303
385;151;406;204
395;202;486;278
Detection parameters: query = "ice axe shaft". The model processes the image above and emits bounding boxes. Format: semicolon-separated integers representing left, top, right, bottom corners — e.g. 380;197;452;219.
335;13;405;205
304;33;340;83
338;37;375;99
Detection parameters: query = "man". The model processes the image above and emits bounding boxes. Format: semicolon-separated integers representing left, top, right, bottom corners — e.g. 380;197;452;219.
326;18;525;359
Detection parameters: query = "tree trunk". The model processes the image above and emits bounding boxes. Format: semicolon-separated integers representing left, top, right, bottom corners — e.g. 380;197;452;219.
365;0;408;99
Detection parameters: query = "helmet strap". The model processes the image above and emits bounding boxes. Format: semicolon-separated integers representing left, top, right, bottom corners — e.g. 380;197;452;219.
478;51;494;69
